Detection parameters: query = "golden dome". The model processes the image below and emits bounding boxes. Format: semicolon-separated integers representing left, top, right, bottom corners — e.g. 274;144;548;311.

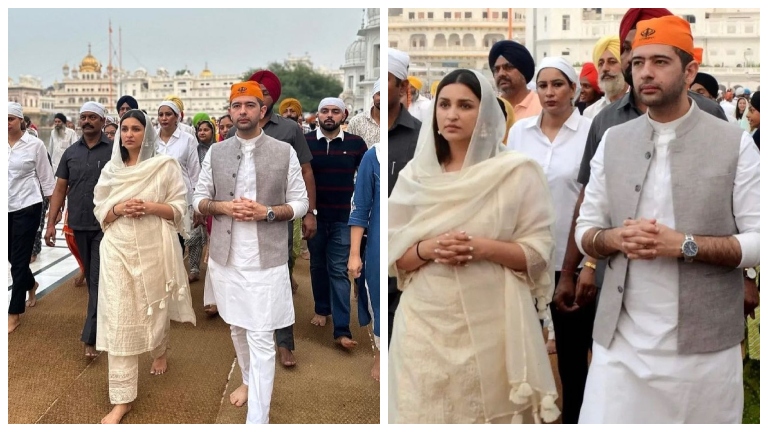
200;62;213;78
79;43;102;73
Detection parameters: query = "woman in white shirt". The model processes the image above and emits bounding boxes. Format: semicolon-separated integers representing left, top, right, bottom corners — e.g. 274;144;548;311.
156;101;201;250
8;102;55;333
506;57;595;424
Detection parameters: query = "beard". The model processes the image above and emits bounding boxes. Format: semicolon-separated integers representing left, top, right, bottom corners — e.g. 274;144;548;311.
373;101;380;111
320;119;341;132
599;72;627;98
285;114;299;122
636;75;687;107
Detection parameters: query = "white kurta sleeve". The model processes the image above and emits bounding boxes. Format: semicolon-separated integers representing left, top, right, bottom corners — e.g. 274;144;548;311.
193;150;214;212
186;136;201;192
732;133;760;268
575;129;612;256
285;148;308;220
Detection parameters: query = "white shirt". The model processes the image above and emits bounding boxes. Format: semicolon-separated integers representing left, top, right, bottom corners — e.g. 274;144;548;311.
156;126;201;205
178;121;197;137
194;131;308;331
8;131;56;212
48;127;79;175
507;109;591;271
720;100;737;120
582;97;611;119
408;95;432;123
316;127;345;147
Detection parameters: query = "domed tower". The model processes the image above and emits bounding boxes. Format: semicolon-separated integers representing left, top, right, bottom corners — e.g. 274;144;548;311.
62;63;70;79
79;43;102;75
366;8;380;28
200;62;213;78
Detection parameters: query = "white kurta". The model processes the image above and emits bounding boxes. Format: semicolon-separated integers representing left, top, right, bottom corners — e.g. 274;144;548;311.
408;95;432;123
199;133;308;332
576;104;761;423
48;127;79;174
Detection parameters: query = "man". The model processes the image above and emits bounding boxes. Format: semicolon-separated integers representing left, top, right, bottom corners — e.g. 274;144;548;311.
218;114;233;141
226;69;316;367
48;113;79;177
720;88;737;119
164;95;197;136
489;40;541;120
279;97;309;133
306;97;368;349
194;81;308;424
387;48;421;345
23;115;39;137
552;7;730;424
575;16;759;423
407;76;431;122
45;101;112;359
347;79;381;148
577;63;603;114
116;95;139;119
583;36;629;119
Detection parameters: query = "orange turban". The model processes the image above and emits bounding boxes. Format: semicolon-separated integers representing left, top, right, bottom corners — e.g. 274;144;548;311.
579;62;601;93
279;98;303;116
633;16;694;57
693;47;703;64
230;81;264;102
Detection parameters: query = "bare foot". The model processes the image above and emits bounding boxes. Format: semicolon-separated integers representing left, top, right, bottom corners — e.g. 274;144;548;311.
101;403;132;424
30;255;37;264
8;314;21;334
74;272;86;287
301;250;310;260
229;384;248;407
85;344;99;358
546;340;557;355
310;314;328;326
290;276;298;294
371;351;380;381
26;282;39;308
150;353;167;375
336;336;358;350
188;271;200;283
278;347;296;367
204;304;218;317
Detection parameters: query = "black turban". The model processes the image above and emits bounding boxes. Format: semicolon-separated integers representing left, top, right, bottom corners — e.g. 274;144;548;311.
116;95;139;112
692;73;719;100
750;91;759;112
488;41;535;83
54;113;67;123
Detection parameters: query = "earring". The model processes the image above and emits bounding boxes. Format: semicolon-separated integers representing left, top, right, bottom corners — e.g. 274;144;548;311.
437;130;442;135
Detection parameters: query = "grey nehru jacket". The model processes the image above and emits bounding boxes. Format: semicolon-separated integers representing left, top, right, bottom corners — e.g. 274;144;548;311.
592;103;745;355
205;135;295;268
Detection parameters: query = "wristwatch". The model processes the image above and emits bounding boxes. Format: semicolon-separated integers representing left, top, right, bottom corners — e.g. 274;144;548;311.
310;209;317;216
744;267;757;280
681;234;698;263
266;206;275;222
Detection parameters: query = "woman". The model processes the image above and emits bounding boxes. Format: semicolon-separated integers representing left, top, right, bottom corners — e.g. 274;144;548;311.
506;56;594;424
156;101;201;248
217;114;233;141
104;122;118;142
348;143;381;382
736;96;751;132
388;69;559;423
93;110;195;424
8;102;55;333
747;91;759;149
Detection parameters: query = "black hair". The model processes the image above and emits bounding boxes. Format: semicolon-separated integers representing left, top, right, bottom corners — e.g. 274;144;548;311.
196;120;216;145
119;109;147;162
432;69;482;165
218;114;232;123
497;98;508;121
674;47;695;72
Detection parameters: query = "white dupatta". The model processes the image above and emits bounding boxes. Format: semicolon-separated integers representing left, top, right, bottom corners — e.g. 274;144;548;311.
388;70;560;422
93;110;192;320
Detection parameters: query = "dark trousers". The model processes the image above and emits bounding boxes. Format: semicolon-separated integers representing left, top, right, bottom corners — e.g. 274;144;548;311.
277;220;295;350
8;202;43;315
74;229;104;346
550;270;597;424
388;277;401;346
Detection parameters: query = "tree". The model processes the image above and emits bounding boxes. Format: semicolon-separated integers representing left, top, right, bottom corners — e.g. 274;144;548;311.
241;62;343;115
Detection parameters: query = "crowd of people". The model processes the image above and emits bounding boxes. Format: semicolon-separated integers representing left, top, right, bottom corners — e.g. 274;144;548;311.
8;67;382;424
387;7;760;424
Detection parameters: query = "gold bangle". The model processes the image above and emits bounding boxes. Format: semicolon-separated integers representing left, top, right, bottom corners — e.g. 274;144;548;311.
591;229;607;259
583;261;597;270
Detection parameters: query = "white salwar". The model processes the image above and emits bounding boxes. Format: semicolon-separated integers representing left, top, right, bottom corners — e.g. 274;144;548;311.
576;103;761;423
194;131;308;424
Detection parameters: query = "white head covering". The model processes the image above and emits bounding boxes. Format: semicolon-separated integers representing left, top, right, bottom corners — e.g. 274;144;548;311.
534;57;581;106
318;97;346;113
158;101;180;117
372;79;381;96
388;68;559;423
8;102;23;119
111;110;158;167
105;115;116;126
388;48;410;80
80;101;106;118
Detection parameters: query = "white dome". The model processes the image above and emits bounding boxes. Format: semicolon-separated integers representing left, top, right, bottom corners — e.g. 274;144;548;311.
345;38;366;66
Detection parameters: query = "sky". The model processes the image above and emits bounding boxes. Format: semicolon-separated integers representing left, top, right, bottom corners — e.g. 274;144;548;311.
8;8;370;87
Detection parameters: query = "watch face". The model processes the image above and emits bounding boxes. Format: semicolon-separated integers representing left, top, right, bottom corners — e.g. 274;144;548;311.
683;241;698;257
747;268;757;278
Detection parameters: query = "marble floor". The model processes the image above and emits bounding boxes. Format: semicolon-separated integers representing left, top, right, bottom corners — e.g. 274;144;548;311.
7;221;81;305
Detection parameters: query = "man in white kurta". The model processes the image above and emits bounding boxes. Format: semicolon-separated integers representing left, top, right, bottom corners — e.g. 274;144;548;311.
193;81;308;424
49;113;79;174
575;16;760;423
